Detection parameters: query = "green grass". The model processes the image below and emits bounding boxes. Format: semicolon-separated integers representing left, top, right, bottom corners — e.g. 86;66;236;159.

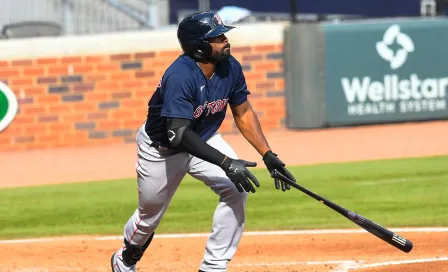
1;155;447;239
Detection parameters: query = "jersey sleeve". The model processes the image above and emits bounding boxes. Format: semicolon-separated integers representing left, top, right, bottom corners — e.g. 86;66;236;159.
160;73;195;120
229;60;251;106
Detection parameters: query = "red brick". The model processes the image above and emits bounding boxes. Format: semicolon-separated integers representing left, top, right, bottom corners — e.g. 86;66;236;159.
25;124;48;134
122;80;144;89
267;107;286;117
63;133;87;144
11;78;34;86
97;64;119;73
275;80;285;90
110;73;134;81
85;92;110;101
61;56;83;64
73;103;97;112
135;71;155;78
23;67;45;77
73;65;94;73
24;87;46;95
231;46;252;53
254;100;278;110
37;77;58;84
0;137;10;145
112;110;134;119
147;79;161;87
39;134;61;143
23;106;46;115
50;123;72;132
0;61;9;67
49;105;72;114
97;120;121;130
134;109;148;119
1;125;23;134
39;115;59;123
122;99;146;108
135;52;155;59
48;66;70;75
88;112;108;120
136;89;154;98
85;74;107;82
152;60;172;67
63;113;86;122
253;44;277;53
96;82;119;91
110;54;132;61
244;73;265;81
124;119;145;128
157;51;182;58
242;54;263;62
0;69;19;77
13;116;35;124
37;96;60;104
254;62;277;72
11;59;33;67
85;55;106;63
255;81;275;90
36;58;58;65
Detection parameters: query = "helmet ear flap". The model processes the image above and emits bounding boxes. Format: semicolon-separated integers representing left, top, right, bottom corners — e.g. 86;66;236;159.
190;39;212;60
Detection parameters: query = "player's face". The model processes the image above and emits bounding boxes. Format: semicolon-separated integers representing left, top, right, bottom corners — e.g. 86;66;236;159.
207;34;231;62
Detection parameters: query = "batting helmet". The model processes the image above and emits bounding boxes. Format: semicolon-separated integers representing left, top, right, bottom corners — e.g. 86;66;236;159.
177;11;235;59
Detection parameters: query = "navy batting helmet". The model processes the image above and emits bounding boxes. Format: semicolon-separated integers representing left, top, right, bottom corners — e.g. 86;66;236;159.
177;11;235;59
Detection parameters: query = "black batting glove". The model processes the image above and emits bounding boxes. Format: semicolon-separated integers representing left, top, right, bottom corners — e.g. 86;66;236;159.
221;157;260;193
263;150;296;191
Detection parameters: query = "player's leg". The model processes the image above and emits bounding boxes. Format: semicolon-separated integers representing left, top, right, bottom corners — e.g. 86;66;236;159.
111;125;190;272
187;133;248;272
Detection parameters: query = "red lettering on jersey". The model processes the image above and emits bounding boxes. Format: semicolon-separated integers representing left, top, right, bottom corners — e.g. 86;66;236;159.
194;99;228;119
193;105;204;118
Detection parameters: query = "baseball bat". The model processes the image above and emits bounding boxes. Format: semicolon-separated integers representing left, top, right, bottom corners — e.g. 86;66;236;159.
270;169;413;253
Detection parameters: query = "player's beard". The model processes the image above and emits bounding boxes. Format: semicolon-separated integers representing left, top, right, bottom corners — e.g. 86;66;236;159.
209;43;231;62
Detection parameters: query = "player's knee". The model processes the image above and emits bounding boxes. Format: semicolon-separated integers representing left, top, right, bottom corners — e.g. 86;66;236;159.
139;187;167;209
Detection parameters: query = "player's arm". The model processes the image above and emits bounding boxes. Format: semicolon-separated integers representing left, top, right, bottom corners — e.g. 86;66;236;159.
230;100;270;156
230;99;295;191
165;117;260;193
230;61;296;191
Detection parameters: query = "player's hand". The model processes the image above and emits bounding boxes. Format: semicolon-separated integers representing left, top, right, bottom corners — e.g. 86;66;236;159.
263;150;296;191
221;157;260;193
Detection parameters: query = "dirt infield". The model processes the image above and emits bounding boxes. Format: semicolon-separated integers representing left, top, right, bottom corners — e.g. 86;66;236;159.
0;229;447;272
1;120;448;271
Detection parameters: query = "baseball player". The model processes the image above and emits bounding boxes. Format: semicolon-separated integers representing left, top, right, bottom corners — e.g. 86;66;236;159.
110;11;296;272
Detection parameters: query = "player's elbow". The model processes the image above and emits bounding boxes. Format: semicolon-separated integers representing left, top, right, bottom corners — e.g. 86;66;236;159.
165;117;192;148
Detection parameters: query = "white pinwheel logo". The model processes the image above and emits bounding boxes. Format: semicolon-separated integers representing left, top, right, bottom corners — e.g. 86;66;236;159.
376;24;415;70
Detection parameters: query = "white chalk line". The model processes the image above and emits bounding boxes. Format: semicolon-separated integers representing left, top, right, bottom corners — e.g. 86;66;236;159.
230;260;360;268
330;256;448;272
0;261;360;272
1;227;447;244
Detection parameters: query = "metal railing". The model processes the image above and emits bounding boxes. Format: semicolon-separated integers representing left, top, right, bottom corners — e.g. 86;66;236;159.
0;0;169;38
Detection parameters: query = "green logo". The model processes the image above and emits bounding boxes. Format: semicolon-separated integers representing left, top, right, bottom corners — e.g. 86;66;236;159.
0;82;18;132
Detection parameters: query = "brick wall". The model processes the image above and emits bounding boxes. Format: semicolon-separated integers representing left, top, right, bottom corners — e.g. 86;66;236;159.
0;44;284;151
